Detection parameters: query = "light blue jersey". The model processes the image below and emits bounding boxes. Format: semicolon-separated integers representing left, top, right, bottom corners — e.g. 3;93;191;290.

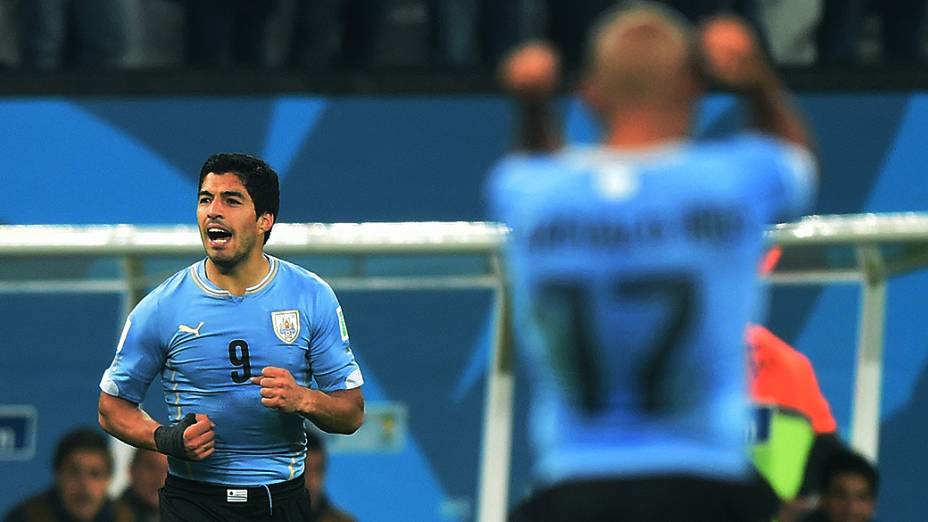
100;256;363;485
487;135;815;485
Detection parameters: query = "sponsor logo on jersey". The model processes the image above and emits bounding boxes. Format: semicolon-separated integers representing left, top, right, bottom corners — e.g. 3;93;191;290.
272;310;301;344
336;306;349;342
177;322;204;337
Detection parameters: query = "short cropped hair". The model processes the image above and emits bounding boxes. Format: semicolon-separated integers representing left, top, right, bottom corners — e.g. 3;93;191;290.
583;1;695;77
198;153;280;244
53;427;113;476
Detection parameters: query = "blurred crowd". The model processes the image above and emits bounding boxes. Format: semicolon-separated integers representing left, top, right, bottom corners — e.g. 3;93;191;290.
0;0;925;72
2;427;354;522
0;425;880;522
3;428;166;522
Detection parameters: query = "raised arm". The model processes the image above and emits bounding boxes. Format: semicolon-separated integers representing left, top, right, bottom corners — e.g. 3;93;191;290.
699;17;814;153
498;41;564;153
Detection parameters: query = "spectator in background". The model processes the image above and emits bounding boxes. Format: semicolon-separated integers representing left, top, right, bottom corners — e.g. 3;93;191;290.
304;430;356;522
754;0;822;66
426;0;529;69
661;0;769;53
118;449;167;522
0;0;18;68
3;427;132;522
289;0;384;69
540;0;616;69
18;0;129;70
803;451;878;522
818;0;927;64
171;0;278;68
871;0;926;63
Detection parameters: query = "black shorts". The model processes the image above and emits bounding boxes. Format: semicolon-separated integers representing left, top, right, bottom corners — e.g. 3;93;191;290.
159;473;313;522
509;473;779;522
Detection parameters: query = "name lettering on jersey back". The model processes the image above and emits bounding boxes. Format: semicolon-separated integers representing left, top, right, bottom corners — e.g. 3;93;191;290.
529;217;665;250
527;204;747;251
683;206;746;243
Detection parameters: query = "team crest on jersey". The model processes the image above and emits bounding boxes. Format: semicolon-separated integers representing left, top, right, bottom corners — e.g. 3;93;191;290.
271;310;301;344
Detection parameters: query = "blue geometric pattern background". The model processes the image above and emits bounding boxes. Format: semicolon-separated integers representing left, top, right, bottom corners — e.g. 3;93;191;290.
1;93;927;521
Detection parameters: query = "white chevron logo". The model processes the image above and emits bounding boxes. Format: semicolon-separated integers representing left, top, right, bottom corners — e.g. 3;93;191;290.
178;322;204;337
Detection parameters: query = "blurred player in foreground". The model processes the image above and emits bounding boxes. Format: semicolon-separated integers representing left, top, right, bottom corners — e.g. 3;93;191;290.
97;153;364;521
487;2;817;520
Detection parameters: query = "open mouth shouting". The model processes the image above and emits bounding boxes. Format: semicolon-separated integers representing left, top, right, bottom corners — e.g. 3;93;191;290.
205;224;233;248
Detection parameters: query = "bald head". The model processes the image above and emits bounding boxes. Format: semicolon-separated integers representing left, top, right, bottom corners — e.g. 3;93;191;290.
585;3;698;113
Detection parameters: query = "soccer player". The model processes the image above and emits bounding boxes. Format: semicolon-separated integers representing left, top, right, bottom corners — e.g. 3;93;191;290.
97;153;364;521
488;4;817;521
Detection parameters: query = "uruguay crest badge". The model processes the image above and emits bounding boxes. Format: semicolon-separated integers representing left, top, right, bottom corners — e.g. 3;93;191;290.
272;310;301;344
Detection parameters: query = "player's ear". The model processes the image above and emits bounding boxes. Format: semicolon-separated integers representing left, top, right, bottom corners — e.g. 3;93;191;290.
257;212;275;234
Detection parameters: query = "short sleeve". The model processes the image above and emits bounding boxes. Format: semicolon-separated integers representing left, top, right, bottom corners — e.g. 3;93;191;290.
485;155;518;223
308;281;363;392
738;134;818;222
99;293;166;404
485;152;554;224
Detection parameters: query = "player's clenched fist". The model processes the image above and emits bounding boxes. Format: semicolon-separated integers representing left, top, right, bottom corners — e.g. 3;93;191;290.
154;412;215;461
499;41;560;100
252;367;307;414
183;414;216;460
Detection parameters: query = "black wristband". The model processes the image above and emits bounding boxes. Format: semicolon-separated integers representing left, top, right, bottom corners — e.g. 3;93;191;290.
154;412;197;460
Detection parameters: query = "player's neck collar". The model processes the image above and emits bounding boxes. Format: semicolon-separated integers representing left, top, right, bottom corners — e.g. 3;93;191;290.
567;141;687;160
190;255;280;298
